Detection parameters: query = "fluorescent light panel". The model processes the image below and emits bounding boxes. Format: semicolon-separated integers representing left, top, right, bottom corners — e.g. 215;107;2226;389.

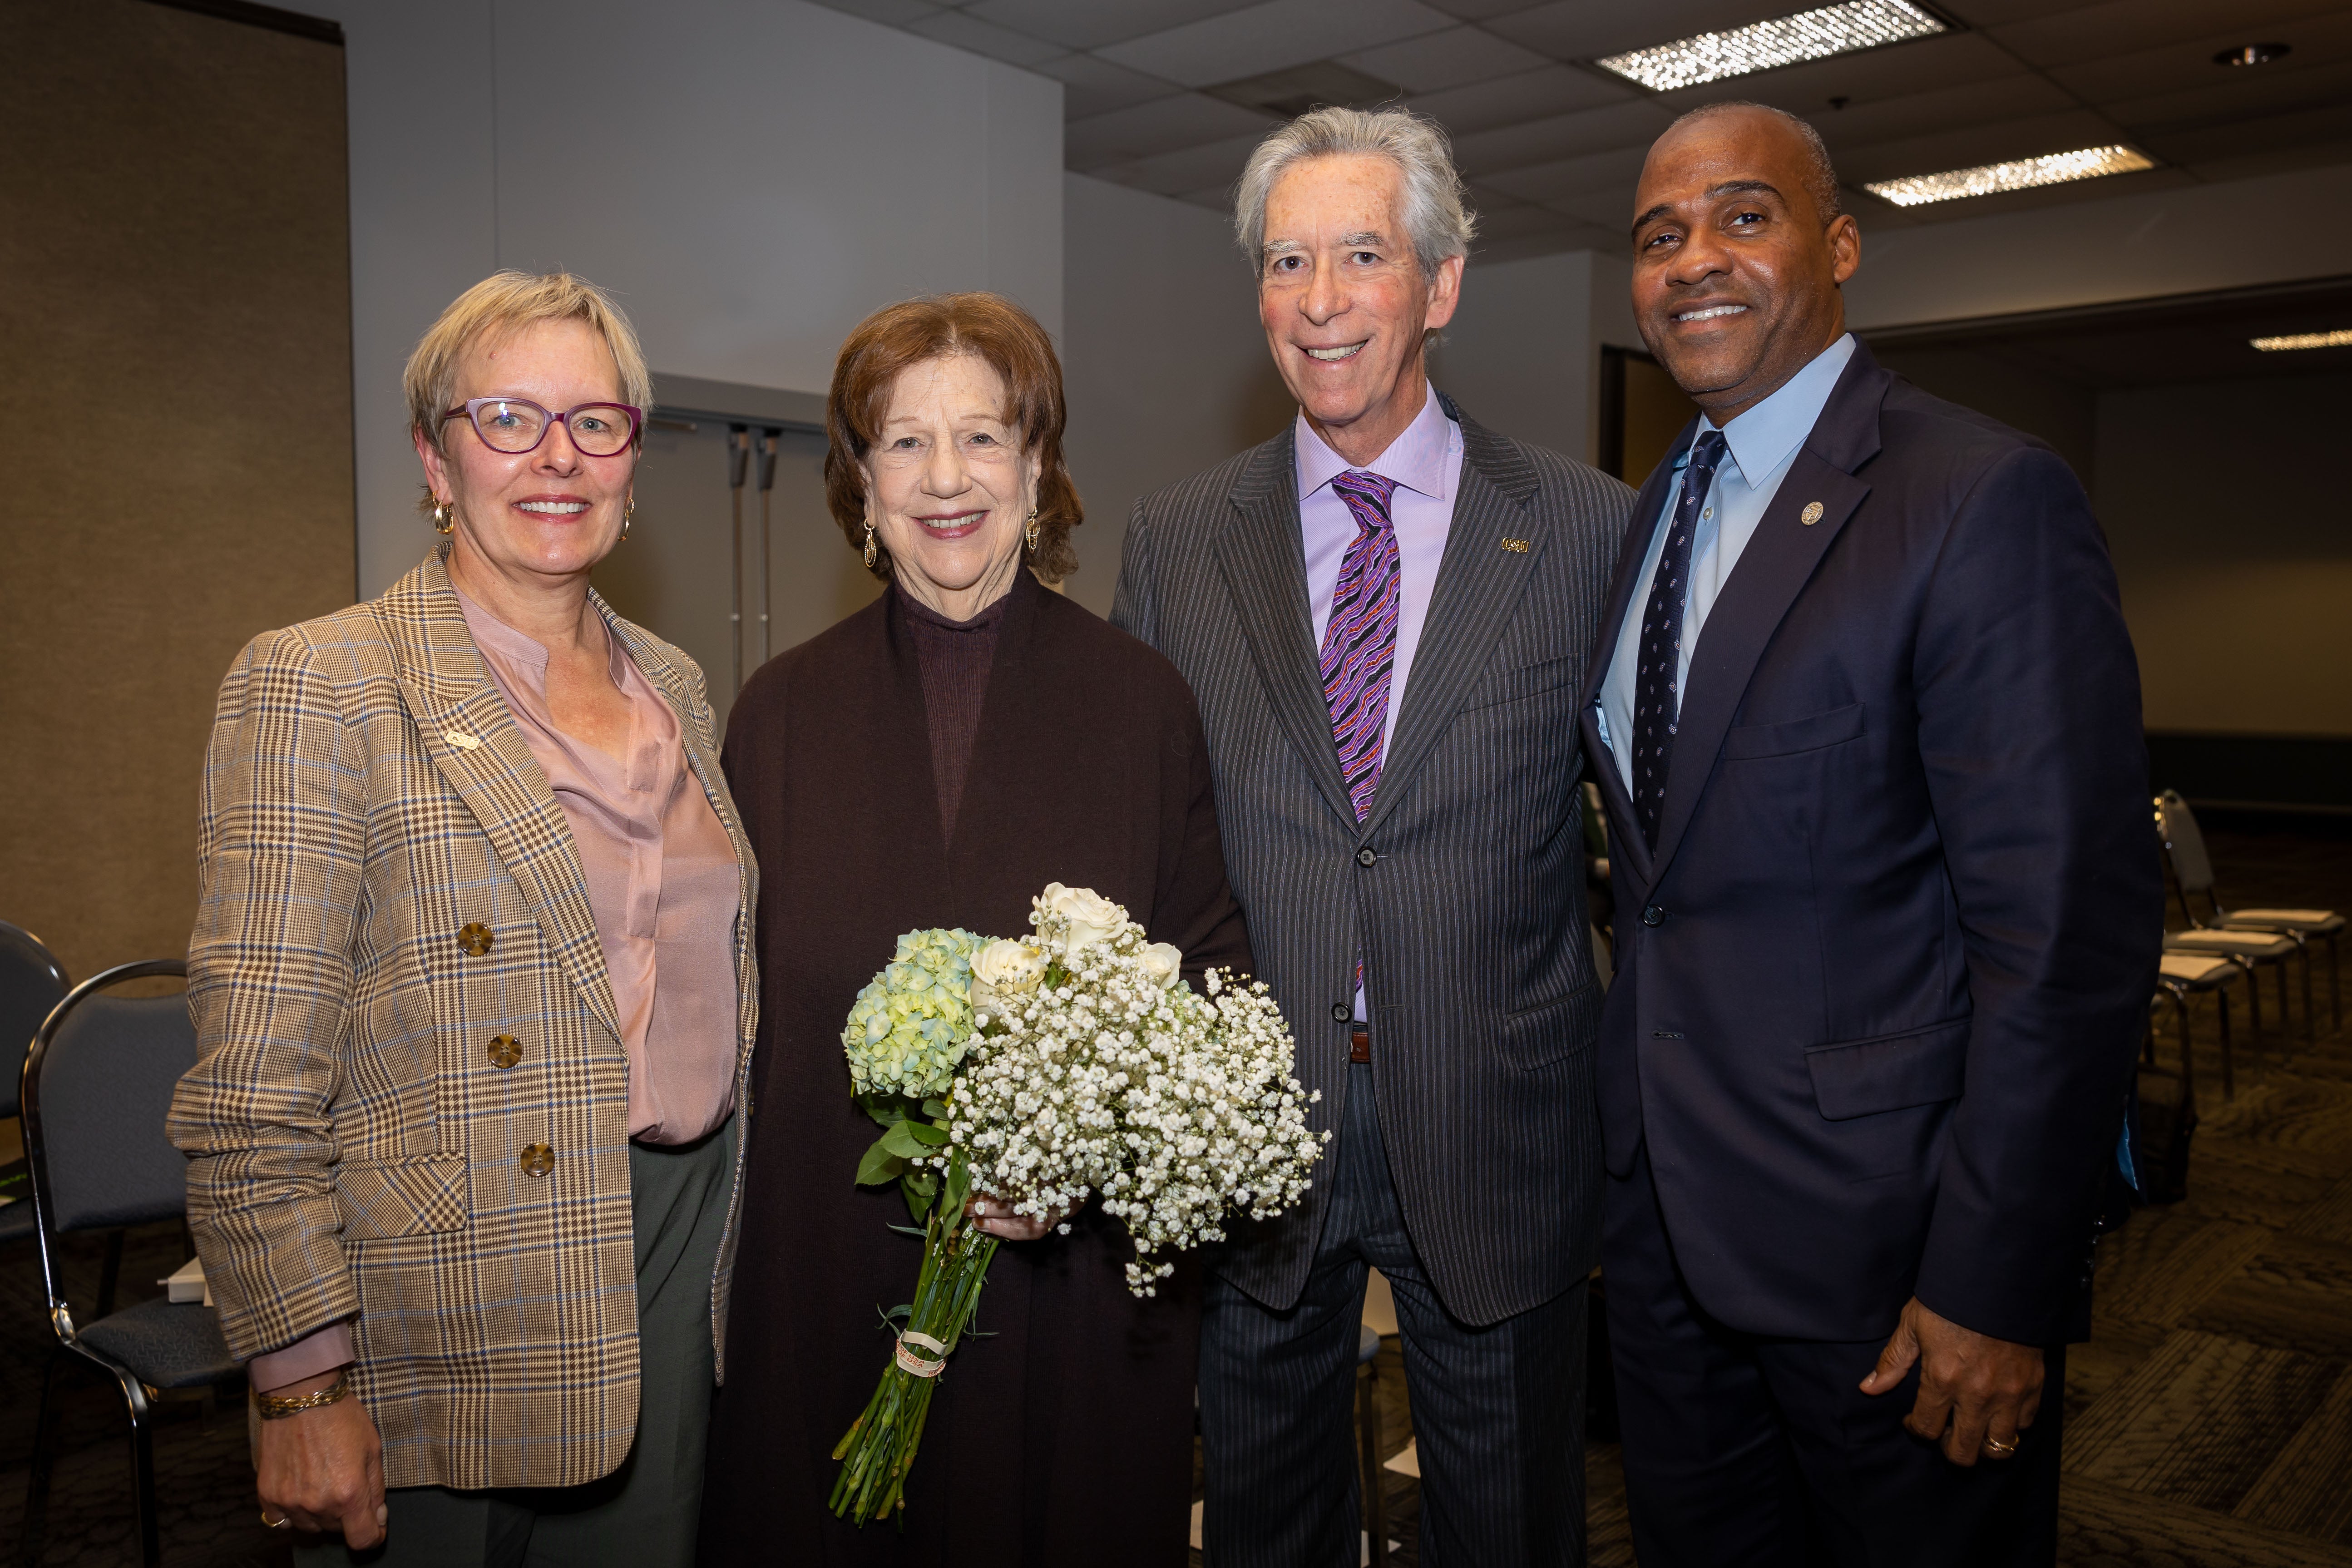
1596;0;1945;92
1863;145;2154;207
2251;329;2352;351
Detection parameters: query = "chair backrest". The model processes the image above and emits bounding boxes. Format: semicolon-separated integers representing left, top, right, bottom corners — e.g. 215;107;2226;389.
0;920;70;1120
23;961;195;1239
2154;789;2217;896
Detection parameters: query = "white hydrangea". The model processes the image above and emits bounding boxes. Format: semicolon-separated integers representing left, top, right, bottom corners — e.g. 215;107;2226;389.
939;888;1328;1296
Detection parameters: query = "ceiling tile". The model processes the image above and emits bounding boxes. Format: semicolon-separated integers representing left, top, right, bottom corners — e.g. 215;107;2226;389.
2048;12;2352;105
1485;0;1787;65
962;0;1263;52
1464;180;1535;210
1802;74;2076;153
1173;183;1249;212
1419;0;1554;18
806;0;949;25
2131;90;2352;163
1031;53;1188;119
1451;97;1676;178
2096;54;2352;134
1097;0;1458;88
1830;108;2134;185
2177;130;2352;183
1337;24;1553;93
1541;186;1640;230
1093;129;1270;196
1479;142;1652;203
1473;203;1588;239
1404;63;1633;137
1652;31;2026;117
1932;0;2112;29
1987;0;2346;70
1064;92;1277;170
905;10;1069;65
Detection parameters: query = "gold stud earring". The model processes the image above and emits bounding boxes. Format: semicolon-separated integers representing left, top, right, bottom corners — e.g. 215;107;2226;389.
863;521;878;568
1024;509;1040;551
620;496;635;542
432;497;455;534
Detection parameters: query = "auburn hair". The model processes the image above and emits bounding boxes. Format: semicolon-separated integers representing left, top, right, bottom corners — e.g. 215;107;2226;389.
824;292;1082;584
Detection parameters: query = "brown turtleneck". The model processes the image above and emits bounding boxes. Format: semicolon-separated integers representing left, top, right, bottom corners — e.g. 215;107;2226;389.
899;581;1008;842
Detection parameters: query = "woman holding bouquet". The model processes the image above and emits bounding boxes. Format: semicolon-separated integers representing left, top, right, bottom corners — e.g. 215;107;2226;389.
701;293;1251;1566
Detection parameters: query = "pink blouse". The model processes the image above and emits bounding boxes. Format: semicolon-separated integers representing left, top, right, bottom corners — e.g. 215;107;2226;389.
249;592;745;1394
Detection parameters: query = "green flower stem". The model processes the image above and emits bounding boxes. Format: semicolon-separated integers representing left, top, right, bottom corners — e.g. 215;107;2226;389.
830;1152;1003;1524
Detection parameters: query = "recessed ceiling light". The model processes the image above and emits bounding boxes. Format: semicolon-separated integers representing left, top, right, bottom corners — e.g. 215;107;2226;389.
2250;329;2352;351
1863;145;2154;207
2214;42;2290;66
1595;0;1946;93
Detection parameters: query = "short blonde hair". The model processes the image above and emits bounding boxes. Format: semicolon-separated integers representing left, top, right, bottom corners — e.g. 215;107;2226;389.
403;270;653;461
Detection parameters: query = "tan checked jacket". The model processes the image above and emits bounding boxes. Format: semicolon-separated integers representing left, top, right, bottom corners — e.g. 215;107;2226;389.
168;549;759;1491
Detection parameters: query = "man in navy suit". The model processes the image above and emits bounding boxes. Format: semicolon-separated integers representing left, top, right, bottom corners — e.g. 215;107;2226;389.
1580;102;2163;1566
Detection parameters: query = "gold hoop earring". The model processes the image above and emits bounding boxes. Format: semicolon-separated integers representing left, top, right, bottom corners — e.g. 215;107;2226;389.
620;496;635;542
1024;509;1040;552
863;522;878;568
432;497;455;535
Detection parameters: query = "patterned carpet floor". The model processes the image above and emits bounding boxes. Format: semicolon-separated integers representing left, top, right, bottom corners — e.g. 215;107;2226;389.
3;824;2347;1566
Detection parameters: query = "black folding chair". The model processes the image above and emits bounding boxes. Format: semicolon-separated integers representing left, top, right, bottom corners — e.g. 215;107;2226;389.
2156;789;2342;1035
1;920;71;1245
2153;794;2304;1057
20;960;241;1568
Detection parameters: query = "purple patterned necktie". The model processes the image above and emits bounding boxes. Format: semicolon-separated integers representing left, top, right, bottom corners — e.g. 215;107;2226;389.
1322;470;1402;824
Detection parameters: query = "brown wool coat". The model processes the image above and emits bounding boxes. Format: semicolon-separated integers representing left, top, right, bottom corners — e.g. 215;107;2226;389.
700;567;1252;1567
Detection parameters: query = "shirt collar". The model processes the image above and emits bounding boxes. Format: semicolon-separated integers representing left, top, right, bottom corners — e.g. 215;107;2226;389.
1686;332;1856;490
1295;381;1455;503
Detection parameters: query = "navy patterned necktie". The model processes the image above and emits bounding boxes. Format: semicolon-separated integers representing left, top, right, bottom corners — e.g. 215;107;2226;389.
1631;430;1728;849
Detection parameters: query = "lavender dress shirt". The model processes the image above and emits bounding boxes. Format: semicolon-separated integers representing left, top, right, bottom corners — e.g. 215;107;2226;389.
1296;382;1463;1021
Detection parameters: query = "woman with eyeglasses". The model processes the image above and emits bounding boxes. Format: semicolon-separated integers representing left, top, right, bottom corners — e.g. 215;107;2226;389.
169;271;757;1567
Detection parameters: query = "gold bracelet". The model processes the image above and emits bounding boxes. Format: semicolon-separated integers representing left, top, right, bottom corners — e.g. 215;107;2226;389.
252;1368;351;1420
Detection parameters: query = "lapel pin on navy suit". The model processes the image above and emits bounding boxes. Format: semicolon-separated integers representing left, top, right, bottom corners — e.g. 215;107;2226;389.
1800;501;1824;525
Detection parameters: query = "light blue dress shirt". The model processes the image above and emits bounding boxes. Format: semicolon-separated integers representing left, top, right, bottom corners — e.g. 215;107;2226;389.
1596;334;1856;795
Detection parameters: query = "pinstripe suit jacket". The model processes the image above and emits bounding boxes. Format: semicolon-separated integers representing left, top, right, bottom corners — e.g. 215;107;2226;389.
168;548;759;1491
1112;396;1633;1326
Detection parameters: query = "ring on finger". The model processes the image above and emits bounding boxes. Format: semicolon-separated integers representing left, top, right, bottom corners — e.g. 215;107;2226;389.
261;1510;293;1530
1981;1435;2019;1457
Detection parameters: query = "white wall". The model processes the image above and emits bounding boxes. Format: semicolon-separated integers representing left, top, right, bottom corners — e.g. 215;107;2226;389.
1057;173;1287;617
289;0;1064;599
1429;248;1638;468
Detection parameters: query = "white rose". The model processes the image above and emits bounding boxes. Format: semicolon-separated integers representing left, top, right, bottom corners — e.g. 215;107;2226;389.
972;938;1047;994
1138;942;1184;990
1042;883;1127;956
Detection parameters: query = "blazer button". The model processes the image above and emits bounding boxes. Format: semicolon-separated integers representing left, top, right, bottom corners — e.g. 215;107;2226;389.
458;922;494;957
1357;847;1378;867
519;1143;554;1178
1641;904;1667;927
487;1034;522;1069
1330;1002;1350;1022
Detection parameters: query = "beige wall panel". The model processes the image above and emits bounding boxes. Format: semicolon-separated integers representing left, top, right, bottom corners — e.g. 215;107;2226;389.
0;0;355;980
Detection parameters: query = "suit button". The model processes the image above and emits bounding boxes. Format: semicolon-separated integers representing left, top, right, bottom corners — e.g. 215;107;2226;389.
1641;905;1667;927
487;1034;522;1068
458;922;494;957
1330;1002;1350;1022
519;1143;554;1178
1357;847;1378;867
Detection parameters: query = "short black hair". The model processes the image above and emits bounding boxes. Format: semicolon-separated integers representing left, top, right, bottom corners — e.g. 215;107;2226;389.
1663;101;1843;222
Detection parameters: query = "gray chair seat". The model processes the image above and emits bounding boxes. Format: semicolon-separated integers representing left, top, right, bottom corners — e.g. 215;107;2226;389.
76;1299;242;1391
2165;928;2297;958
2224;908;2345;934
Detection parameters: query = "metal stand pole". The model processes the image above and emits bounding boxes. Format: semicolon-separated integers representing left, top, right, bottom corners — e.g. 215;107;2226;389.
727;425;750;695
757;428;780;665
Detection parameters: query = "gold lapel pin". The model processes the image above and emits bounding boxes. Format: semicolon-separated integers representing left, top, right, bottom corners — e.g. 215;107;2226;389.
1500;537;1530;553
443;729;483;751
1800;501;1824;526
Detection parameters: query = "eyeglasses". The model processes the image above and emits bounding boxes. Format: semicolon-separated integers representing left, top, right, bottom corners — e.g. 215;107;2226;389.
441;397;643;457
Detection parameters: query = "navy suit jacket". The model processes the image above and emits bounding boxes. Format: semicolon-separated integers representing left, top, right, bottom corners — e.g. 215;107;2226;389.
1578;342;2164;1347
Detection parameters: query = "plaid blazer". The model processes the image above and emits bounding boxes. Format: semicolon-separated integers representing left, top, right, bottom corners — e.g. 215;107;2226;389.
168;548;759;1491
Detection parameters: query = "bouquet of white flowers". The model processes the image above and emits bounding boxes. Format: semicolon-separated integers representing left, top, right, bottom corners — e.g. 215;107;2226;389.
829;884;1326;1524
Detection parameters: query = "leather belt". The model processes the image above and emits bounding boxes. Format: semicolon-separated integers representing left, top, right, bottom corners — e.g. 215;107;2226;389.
1349;1026;1371;1064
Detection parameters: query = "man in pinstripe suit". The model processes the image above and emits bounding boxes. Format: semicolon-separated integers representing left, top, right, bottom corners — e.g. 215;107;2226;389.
1113;107;1631;1567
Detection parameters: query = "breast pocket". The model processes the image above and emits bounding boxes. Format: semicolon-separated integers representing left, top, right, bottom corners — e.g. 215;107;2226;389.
1721;702;1866;760
1461;653;1580;713
1804;1018;1969;1120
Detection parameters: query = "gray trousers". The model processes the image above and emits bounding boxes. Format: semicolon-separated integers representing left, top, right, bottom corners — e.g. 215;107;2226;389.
1197;1064;1589;1568
295;1119;736;1568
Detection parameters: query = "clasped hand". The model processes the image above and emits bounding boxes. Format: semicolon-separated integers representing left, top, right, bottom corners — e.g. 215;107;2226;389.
966;1194;1073;1242
1860;1296;2044;1465
256;1373;388;1546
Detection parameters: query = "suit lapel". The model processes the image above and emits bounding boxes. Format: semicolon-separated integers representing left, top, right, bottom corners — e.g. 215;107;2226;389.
381;552;623;1044
1574;421;1694;891
1213;429;1360;830
1647;356;1890;880
1361;404;1541;841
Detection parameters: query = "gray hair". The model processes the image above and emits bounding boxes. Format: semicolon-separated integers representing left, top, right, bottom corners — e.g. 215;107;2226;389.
1662;101;1843;221
1234;106;1477;278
